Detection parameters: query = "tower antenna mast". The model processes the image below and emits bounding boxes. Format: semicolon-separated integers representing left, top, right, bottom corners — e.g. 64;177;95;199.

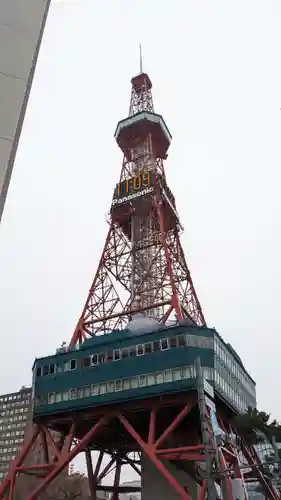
139;43;143;73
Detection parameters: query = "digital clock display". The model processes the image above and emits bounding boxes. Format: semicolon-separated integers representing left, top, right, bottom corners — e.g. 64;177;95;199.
112;171;155;207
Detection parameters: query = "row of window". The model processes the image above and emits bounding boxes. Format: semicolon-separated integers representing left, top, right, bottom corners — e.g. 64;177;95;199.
0;430;24;442
214;370;248;413
0;422;26;432
0;415;27;425
0;455;16;462
0;393;30;404
35;364;212;406
215;356;256;407
36;333;213;377
0;447;19;456
0;401;30;410
214;336;255;396
0;407;28;417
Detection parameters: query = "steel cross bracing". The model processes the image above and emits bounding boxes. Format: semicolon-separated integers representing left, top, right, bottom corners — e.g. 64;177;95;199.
0;395;279;500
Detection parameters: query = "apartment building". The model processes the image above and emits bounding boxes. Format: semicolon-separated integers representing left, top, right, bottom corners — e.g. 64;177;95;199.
0;386;32;481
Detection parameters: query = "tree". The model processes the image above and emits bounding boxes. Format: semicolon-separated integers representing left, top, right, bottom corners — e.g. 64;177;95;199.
231;407;281;447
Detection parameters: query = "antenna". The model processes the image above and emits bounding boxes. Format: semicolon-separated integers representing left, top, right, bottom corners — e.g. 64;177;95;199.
139;44;143;74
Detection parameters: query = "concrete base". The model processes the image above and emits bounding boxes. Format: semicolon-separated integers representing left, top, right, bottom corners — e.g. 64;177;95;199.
141;454;199;500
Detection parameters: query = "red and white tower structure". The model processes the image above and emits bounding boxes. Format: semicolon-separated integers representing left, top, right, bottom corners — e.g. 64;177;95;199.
0;63;279;500
71;65;205;345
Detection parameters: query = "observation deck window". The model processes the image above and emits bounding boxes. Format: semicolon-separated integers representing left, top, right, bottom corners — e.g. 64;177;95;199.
36;367;42;377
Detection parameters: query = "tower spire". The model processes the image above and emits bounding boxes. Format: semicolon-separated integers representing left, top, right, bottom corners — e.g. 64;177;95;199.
139;43;143;74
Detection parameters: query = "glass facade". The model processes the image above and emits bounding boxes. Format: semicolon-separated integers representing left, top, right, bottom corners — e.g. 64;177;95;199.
214;334;256;413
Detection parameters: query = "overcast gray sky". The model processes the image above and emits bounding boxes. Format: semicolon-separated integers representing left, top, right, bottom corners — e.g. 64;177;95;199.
1;0;281;428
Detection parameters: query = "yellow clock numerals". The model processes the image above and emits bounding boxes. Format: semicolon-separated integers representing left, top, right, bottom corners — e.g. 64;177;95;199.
133;175;141;190
142;171;151;187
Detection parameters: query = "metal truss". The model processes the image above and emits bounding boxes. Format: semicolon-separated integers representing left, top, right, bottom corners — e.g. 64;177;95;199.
70;187;205;343
0;394;278;499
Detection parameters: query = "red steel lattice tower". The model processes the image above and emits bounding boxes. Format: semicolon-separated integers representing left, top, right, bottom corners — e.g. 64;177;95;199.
0;67;279;500
70;68;205;345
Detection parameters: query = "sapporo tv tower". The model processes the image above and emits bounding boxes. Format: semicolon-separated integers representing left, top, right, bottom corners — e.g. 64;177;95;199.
0;56;279;500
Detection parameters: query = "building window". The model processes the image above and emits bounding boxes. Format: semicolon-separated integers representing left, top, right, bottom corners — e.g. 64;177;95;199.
83;357;91;368
136;345;144;356
115;380;122;392
153;340;160;351
69;389;76;400
83;386;90;398
172;368;181;381
170;337;177;348
131;377;138;389
70;359;76;370
92;354;98;366
64;361;70;372
113;349;120;361
123;379;130;390
91;385;98;396
139;375;147;387
121;348;129;359
42;366;49;376
98;353;105;364
144;343;152;354
56;393;62;403
129;346;136;357
160;339;169;350
48;393;55;404
107;382;114;393
178;335;186;347
99;384;107;394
